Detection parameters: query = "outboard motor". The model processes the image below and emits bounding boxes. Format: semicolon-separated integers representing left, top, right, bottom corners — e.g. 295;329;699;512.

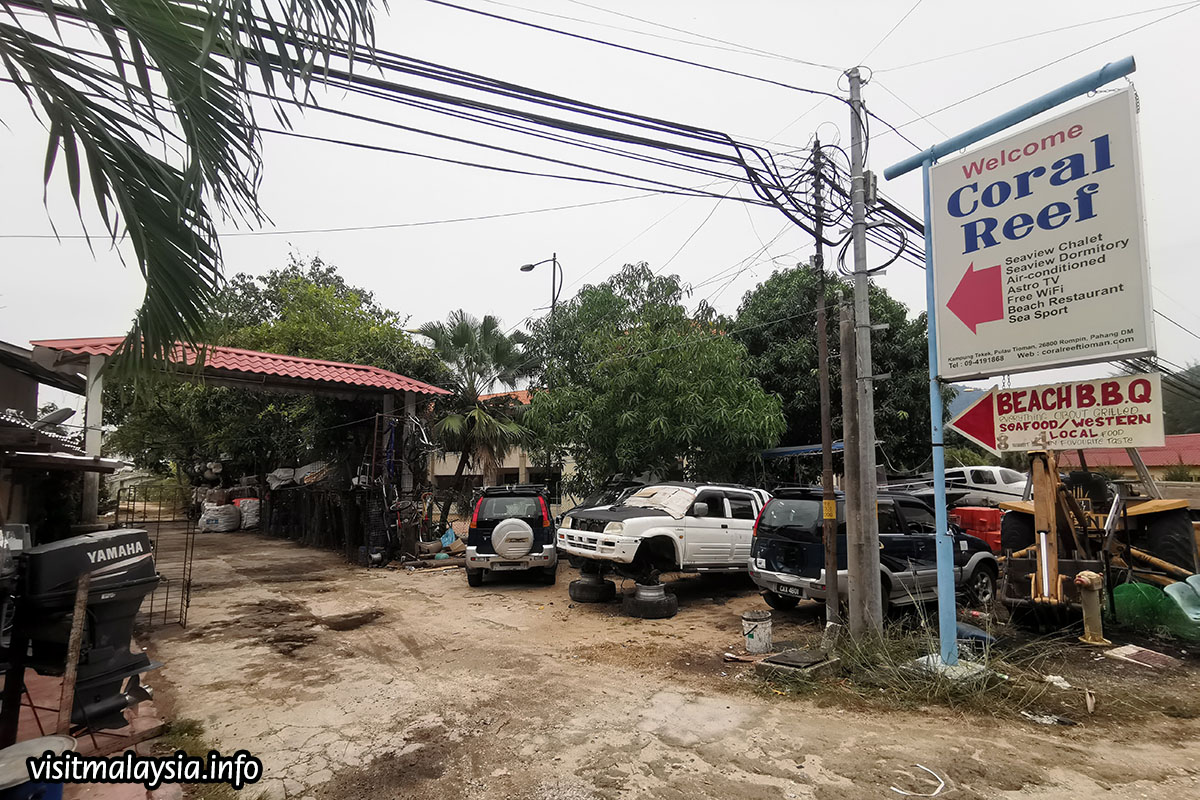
18;529;161;729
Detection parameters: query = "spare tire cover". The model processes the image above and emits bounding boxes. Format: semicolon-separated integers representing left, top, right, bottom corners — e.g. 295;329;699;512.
491;518;535;558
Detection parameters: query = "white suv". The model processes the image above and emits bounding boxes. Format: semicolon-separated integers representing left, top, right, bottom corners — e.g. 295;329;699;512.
558;482;770;618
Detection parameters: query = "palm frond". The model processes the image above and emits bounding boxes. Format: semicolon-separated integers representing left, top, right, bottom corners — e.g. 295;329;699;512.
0;0;379;375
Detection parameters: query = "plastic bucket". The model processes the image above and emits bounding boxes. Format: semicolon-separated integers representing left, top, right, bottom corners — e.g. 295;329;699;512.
742;609;772;654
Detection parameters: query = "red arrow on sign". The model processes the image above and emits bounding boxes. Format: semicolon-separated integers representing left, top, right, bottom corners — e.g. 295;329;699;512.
947;390;997;455
947;262;1003;334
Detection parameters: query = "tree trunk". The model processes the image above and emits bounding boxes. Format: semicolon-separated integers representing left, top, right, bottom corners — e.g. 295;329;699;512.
437;450;471;531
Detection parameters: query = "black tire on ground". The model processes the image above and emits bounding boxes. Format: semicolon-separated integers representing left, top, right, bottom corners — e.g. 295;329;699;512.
880;579;891;617
466;568;484;587
622;592;679;619
761;591;799;611
539;566;558;585
568;578;616;603
1000;512;1035;553
1142;509;1197;571
967;564;997;608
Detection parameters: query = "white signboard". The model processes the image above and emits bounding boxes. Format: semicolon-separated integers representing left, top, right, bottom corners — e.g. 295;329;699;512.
930;88;1154;380
947;373;1164;456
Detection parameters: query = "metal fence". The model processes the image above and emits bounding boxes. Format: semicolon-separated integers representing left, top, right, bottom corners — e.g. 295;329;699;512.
115;486;197;628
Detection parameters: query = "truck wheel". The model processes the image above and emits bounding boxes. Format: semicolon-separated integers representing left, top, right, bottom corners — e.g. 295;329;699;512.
539;565;557;586
1143;509;1197;571
568;575;615;603
622;583;678;619
761;591;799;611
1000;512;1035;552
466;568;484;587
966;565;997;608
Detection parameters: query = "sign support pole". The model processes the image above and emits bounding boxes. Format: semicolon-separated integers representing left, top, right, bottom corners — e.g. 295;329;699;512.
922;158;958;666
886;57;1139;669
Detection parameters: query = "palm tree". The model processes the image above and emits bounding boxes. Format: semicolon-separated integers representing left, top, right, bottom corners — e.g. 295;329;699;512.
418;310;532;528
1;0;376;372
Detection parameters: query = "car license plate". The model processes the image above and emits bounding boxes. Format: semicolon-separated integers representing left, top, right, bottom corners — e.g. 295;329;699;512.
776;584;802;597
495;561;524;568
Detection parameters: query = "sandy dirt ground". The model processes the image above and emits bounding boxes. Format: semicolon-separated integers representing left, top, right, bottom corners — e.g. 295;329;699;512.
144;533;1200;800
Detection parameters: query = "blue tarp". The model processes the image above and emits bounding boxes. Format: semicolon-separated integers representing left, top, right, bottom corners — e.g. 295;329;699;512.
762;441;845;459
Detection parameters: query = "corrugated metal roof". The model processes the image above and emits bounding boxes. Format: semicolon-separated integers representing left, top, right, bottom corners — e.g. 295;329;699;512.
1058;434;1200;468
30;337;450;396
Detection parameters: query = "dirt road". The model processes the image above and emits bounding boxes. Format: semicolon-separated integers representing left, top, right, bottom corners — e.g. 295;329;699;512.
146;533;1200;799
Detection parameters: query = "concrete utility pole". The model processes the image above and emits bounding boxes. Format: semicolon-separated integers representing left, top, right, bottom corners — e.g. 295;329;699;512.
839;303;864;633
811;138;839;626
847;68;883;633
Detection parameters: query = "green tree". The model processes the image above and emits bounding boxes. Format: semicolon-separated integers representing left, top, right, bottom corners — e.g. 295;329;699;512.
417;311;532;527
526;263;785;494
2;0;376;371
1161;364;1200;435
105;257;446;481
732;266;936;474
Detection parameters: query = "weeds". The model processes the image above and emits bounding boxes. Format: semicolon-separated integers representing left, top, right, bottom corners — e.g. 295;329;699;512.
756;604;1081;719
153;718;266;800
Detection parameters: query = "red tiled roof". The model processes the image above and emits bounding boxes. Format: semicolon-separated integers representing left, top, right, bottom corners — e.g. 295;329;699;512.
30;337;450;396
1058;434;1200;468
479;389;533;404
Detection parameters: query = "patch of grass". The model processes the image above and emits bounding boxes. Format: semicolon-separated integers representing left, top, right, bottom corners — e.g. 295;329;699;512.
153;719;267;800
755;608;1074;720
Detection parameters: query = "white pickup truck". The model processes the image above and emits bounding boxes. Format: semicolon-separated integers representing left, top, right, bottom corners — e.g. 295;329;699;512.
888;465;1028;508
558;482;771;618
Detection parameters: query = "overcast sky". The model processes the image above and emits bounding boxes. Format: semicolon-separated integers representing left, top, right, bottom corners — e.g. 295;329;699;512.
3;0;1197;417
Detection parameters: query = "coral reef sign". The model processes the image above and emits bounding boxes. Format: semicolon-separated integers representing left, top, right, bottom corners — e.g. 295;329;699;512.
930;88;1154;380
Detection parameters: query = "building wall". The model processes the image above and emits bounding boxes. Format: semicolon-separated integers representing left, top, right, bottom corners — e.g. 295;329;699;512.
429;449;581;511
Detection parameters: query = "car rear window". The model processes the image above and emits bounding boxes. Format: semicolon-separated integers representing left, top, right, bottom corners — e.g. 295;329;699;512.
759;499;821;532
477;496;543;521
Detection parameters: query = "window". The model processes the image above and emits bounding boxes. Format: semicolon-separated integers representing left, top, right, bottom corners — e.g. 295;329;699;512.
999;469;1026;484
945;470;965;484
477;497;542;521
727;493;756;520
877;502;902;534
970;469;997;485
693;491;727;518
900;501;937;533
761;499;821;534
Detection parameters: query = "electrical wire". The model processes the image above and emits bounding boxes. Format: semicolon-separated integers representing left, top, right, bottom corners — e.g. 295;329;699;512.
877;2;1200;73
881;2;1200;137
419;0;850;104
861;0;924;63
0;193;663;239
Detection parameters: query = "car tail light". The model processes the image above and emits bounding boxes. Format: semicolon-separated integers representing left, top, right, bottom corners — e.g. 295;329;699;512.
538;496;550;526
752;502;768;537
471;497;483;526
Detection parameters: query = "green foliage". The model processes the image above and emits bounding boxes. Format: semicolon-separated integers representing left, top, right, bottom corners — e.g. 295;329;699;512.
1;0;378;374
943;446;994;468
1163;463;1194;483
105;256;446;481
417;311;532;524
525;263;785;494
732;266;938;472
1160;363;1200;435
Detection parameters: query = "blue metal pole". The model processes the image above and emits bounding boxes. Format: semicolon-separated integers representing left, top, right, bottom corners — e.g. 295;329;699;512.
885;56;1135;180
922;158;957;666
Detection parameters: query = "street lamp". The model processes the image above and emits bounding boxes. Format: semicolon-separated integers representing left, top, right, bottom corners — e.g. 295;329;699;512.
519;253;563;501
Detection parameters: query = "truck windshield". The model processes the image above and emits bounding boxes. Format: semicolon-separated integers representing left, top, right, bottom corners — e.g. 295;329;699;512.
622;485;695;518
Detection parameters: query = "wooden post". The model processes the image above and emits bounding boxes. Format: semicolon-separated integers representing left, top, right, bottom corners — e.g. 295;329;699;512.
1032;452;1061;602
57;572;91;734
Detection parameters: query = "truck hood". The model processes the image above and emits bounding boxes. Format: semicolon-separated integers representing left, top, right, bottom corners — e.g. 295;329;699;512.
570;506;676;523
